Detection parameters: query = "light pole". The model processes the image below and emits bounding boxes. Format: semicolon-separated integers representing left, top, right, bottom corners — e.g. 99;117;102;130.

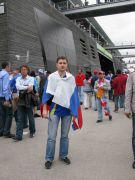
15;50;29;63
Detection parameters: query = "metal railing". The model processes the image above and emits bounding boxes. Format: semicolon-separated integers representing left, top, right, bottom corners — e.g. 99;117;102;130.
112;41;135;46
58;0;133;11
47;0;126;47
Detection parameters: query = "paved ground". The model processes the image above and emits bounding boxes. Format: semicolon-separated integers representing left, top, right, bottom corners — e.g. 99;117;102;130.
0;102;135;180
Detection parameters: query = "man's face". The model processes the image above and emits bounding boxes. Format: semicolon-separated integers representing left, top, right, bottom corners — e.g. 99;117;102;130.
56;59;68;72
6;65;10;72
21;67;28;77
98;72;105;79
78;69;82;74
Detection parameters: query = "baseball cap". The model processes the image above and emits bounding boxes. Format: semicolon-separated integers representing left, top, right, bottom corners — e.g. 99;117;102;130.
93;69;98;75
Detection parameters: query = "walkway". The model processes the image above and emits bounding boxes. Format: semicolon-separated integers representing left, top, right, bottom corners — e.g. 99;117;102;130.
0;102;134;180
62;0;135;19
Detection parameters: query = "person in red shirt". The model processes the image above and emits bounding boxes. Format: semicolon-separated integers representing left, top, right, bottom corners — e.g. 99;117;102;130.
112;69;127;112
75;69;86;105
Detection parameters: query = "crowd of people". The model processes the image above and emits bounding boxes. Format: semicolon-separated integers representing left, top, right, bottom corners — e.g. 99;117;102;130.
75;66;135;169
0;62;50;140
75;68;128;122
1;58;135;169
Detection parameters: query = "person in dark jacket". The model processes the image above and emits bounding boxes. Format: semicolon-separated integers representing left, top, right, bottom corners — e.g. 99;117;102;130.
91;69;99;111
13;65;36;141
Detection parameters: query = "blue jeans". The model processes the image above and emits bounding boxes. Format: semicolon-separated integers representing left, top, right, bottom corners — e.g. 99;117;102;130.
45;115;72;161
108;89;113;100
119;94;125;108
93;93;97;111
114;94;125;110
16;106;35;139
14;110;28;129
0;98;13;135
114;95;119;111
96;97;111;120
77;86;84;103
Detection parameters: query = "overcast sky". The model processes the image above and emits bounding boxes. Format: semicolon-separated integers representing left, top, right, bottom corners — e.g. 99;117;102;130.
96;12;135;61
82;0;135;62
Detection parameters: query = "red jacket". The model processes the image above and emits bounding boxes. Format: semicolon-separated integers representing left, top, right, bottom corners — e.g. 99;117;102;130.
75;73;86;86
112;74;127;96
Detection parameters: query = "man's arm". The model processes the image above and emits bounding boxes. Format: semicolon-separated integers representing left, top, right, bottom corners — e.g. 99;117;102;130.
111;78;116;89
103;80;111;91
125;73;133;117
16;77;34;91
42;80;53;118
42;104;48;118
94;80;98;93
3;74;11;100
27;77;34;92
16;77;28;91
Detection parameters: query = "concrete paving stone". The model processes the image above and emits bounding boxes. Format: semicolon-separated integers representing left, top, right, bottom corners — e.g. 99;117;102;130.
0;101;134;180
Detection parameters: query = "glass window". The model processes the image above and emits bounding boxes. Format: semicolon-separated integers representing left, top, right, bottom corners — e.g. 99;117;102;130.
0;2;5;14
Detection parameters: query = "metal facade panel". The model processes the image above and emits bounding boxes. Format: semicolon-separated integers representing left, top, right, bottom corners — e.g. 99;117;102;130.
34;8;77;73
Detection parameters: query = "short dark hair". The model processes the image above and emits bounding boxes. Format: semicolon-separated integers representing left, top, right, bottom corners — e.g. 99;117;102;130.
46;70;51;75
56;56;68;63
30;70;36;77
78;68;83;72
108;70;112;73
116;69;121;74
1;62;9;69
20;65;29;71
15;68;20;71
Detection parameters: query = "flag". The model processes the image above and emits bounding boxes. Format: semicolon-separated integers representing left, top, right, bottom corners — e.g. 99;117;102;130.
70;87;83;130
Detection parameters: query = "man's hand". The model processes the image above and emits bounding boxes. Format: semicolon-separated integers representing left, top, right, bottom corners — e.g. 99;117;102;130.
96;84;99;89
99;86;104;90
42;104;48;118
72;116;77;121
42;109;48;118
27;86;33;92
3;101;11;107
125;112;131;118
